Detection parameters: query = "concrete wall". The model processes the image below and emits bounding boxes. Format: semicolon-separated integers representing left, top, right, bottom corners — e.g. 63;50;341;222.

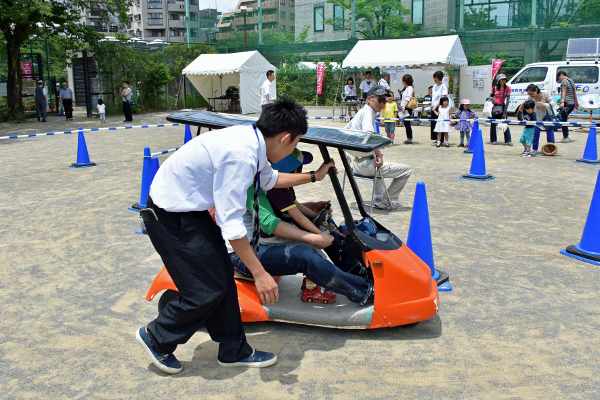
294;0;351;42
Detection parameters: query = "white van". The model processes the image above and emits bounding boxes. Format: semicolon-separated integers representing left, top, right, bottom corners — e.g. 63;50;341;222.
506;60;600;115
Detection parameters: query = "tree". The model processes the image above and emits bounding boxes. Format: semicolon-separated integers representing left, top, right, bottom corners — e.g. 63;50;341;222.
464;5;499;30
0;0;133;120
325;0;420;39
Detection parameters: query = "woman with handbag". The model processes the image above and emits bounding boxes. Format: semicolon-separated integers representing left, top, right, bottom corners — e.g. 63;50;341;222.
489;74;513;146
399;74;417;144
518;84;557;155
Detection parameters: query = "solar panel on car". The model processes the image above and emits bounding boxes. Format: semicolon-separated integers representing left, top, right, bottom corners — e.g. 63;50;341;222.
166;110;390;151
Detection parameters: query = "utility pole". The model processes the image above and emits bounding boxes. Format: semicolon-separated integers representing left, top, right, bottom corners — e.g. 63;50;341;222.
258;0;263;45
185;0;191;46
350;0;356;39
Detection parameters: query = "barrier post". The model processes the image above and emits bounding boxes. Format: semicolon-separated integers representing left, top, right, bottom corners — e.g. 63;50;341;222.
129;147;152;211
69;127;98;168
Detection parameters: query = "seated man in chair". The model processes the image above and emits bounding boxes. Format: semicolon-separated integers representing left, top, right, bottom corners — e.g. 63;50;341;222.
344;85;412;211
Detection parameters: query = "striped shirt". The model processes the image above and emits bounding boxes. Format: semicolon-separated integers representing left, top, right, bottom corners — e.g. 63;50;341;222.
561;78;576;105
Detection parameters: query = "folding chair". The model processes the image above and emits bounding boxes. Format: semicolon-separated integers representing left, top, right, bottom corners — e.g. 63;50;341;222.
341;167;391;213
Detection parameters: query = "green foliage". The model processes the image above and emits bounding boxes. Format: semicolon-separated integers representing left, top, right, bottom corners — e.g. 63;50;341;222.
467;51;524;81
325;0;420;38
137;62;172;109
464;5;498;30
216;30;297;52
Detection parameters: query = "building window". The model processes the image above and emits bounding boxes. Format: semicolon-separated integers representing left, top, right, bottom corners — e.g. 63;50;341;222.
190;12;197;21
134;14;141;21
148;13;163;25
412;0;423;25
170;30;182;36
191;28;198;37
169;13;180;20
281;24;286;30
281;11;285;17
314;6;324;32
290;0;294;5
148;30;162;37
148;0;162;9
291;25;295;32
291;12;295;19
333;5;344;30
189;0;197;4
280;0;285;4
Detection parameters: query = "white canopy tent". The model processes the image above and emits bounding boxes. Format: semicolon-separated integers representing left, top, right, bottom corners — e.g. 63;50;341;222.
183;51;276;114
342;35;468;69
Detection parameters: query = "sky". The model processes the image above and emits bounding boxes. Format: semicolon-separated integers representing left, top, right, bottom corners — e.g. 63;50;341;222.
198;0;237;13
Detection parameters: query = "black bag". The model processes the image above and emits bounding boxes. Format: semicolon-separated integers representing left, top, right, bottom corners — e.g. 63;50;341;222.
491;87;507;115
127;100;135;106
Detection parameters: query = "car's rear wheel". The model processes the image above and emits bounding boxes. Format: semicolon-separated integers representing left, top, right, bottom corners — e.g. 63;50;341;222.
158;289;180;313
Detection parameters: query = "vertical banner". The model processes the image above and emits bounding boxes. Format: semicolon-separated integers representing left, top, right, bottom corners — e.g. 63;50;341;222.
21;62;33;80
491;59;505;80
316;64;325;95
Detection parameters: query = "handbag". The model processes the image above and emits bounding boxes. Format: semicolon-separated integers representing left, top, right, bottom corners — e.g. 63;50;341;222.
407;96;418;110
127;99;135;106
483;100;494;118
543;106;560;130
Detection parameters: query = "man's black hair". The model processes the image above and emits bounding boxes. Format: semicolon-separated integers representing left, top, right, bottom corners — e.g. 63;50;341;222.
123;80;130;85
267;70;274;78
433;71;444;81
523;100;536;111
428;85;433;90
365;71;371;75
256;95;307;140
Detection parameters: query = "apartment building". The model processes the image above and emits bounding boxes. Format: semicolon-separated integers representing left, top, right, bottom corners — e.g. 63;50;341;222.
216;0;296;41
79;7;119;33
127;0;221;43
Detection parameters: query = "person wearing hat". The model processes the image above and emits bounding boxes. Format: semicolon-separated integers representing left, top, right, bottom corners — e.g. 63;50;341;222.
344;85;412;211
489;73;513;145
230;148;374;305
34;80;47;122
135;97;336;374
455;99;476;147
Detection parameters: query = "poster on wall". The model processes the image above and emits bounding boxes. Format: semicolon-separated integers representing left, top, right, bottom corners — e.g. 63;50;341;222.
466;68;472;76
472;68;480;79
21;62;33;80
391;74;398;84
479;79;485;87
480;69;488;78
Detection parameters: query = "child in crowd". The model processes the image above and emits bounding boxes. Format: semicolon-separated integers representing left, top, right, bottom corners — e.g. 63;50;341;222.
455;99;476;147
344;77;358;117
97;99;106;123
434;96;452;147
382;95;398;144
520;100;536;157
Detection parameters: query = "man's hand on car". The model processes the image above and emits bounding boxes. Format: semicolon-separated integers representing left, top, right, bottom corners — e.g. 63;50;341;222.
315;160;337;181
253;270;279;305
309;231;334;249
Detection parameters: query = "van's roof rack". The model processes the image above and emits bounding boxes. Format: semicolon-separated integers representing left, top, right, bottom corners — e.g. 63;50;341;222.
566;38;600;64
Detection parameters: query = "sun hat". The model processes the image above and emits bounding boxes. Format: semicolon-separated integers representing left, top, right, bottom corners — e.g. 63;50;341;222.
271;148;313;173
460;99;471;105
496;73;508;81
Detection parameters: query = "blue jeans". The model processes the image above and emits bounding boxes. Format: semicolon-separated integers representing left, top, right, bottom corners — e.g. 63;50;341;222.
532;126;555;151
559;104;575;138
231;244;370;303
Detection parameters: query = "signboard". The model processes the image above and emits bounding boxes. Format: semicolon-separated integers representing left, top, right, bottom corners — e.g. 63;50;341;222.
21;62;33;80
316;65;325;95
492;59;505;80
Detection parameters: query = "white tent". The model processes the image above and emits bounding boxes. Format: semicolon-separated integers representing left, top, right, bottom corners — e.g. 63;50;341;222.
342;35;467;69
183;51;276;114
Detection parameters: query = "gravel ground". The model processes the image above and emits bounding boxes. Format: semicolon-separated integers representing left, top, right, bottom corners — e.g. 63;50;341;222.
1;108;600;399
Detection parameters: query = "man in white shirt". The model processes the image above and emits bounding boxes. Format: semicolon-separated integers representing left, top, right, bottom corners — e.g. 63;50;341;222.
260;70;275;107
378;72;391;96
136;97;335;374
359;71;375;100
345;86;412;211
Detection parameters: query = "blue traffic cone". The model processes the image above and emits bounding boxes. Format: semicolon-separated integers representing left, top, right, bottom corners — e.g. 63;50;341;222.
136;156;161;234
184;125;192;144
575;122;600;164
461;126;494;181
560;170;600;266
464;117;479;154
406;182;452;291
69;127;98;168
129;147;152;211
59;104;64;116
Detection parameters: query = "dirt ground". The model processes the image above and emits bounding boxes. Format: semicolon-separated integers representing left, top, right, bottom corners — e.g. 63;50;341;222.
1;109;600;399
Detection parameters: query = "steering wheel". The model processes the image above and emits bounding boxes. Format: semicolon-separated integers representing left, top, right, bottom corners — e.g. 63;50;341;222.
312;205;331;228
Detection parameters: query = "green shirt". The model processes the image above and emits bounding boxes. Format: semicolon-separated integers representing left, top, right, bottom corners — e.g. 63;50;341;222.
246;185;281;236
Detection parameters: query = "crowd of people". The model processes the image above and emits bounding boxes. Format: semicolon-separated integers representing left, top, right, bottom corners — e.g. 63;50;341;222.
347;69;579;157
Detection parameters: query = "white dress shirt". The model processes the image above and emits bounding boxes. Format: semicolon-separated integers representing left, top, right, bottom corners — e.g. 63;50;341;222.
378;78;390;91
359;79;375;94
149;125;279;242
260;79;271;105
344;104;377;158
431;83;448;108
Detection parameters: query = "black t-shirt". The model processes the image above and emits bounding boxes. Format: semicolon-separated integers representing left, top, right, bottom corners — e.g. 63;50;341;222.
263;187;296;237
